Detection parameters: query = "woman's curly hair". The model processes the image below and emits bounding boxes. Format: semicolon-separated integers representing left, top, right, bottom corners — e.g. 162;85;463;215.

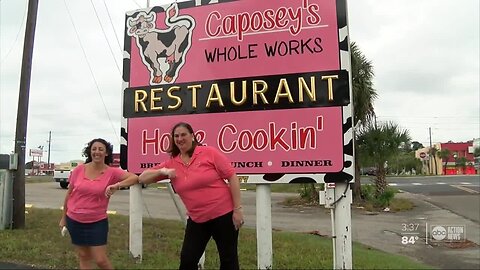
82;138;113;165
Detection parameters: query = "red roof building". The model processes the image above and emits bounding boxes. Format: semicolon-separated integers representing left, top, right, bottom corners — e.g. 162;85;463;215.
440;141;476;175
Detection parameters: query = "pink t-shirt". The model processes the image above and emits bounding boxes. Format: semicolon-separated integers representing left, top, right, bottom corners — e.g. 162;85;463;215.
67;164;126;223
152;145;235;223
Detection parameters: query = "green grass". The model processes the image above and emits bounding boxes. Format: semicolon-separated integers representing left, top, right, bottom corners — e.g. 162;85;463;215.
0;208;433;269
244;183;324;193
152;183;316;193
388;197;416;212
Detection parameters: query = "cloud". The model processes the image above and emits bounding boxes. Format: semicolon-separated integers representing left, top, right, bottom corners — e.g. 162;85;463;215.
349;0;479;145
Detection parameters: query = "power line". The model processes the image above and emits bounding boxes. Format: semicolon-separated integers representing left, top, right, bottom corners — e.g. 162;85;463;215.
378;115;480;120
131;0;142;8
395;123;479;127
0;1;28;64
102;0;124;54
376;116;479;126
62;0;119;144
89;0;121;75
398;123;479;128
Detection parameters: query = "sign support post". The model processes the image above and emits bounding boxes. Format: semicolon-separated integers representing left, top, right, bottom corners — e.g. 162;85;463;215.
333;182;352;269
129;184;143;262
256;184;273;269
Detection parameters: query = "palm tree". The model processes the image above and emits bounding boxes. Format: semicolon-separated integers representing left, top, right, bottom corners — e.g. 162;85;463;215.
351;42;378;201
437;149;451;175
428;146;439;175
411;141;424;151
474;147;480;158
474;147;480;174
457;157;468;174
357;121;410;195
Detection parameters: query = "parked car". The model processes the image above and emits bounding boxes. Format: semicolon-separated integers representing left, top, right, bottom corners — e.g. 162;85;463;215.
53;170;71;189
360;167;377;176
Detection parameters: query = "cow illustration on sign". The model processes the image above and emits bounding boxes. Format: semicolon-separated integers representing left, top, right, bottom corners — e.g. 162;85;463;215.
127;3;195;84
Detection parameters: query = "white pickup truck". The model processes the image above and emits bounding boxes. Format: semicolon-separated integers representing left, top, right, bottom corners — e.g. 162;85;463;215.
53;170;71;189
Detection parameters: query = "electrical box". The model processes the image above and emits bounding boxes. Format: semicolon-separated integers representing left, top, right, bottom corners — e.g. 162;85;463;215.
319;186;336;209
9;154;18;170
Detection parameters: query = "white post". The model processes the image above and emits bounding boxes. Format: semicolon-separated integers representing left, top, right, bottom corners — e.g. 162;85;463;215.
130;0;150;259
333;182;352;269
330;208;336;267
129;184;143;262
167;183;187;223
256;184;272;269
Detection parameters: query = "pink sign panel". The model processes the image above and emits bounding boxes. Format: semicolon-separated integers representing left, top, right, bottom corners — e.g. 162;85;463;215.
123;0;350;179
126;0;339;87
127;107;343;174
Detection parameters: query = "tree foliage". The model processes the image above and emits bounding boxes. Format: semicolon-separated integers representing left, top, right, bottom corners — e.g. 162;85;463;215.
437;149;451;175
351;42;378;202
456;157;468;174
411;141;424;151
474;147;480;157
351;42;377;127
386;151;422;175
357;122;410;196
428;146;439;175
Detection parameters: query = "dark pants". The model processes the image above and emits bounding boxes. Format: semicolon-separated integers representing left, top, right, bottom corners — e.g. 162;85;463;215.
179;211;239;270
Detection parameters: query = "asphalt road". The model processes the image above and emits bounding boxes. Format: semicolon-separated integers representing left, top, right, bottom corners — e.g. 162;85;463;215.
364;175;480;222
383;175;480;195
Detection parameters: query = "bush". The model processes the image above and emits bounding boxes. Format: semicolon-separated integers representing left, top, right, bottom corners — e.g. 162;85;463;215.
360;184;375;202
299;183;319;204
389;198;415;212
375;188;395;208
360;184;397;209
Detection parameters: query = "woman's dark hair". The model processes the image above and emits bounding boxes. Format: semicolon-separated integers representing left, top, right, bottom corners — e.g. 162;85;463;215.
168;122;200;158
83;138;114;165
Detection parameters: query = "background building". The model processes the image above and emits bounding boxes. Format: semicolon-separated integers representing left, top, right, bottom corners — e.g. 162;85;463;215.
415;143;442;175
416;140;477;175
441;141;476;175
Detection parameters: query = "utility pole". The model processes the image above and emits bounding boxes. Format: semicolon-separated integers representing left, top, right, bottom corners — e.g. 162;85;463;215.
12;0;39;229
429;127;432;174
47;131;51;173
429;127;432;148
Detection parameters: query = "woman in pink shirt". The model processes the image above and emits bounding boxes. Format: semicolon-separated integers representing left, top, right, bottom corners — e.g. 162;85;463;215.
59;138;139;269
139;122;244;270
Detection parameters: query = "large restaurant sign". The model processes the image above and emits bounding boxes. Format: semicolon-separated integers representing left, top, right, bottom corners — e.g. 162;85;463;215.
121;0;353;183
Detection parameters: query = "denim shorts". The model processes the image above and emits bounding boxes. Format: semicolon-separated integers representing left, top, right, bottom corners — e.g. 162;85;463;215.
66;215;108;246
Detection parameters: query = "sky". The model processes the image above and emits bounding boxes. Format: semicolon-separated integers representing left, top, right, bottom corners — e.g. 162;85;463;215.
0;0;479;164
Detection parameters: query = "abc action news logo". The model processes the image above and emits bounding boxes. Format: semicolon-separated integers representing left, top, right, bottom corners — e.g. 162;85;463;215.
430;225;466;242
